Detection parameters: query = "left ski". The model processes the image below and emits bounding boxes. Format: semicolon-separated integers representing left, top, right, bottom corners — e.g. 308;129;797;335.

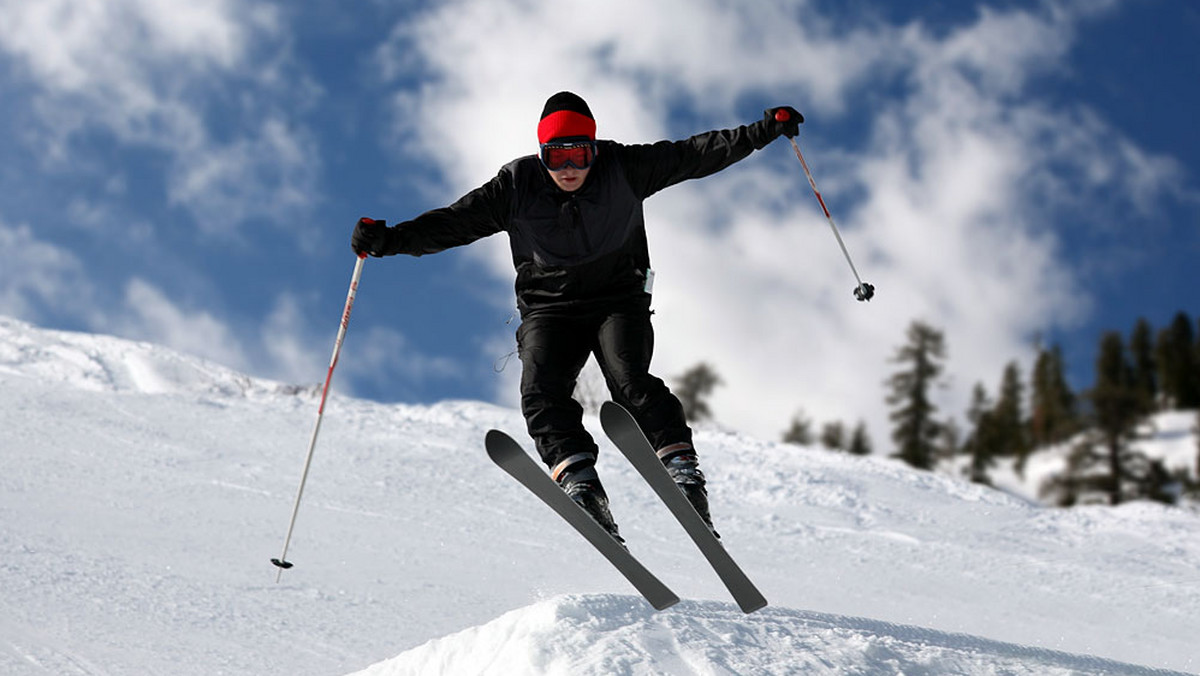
485;429;680;611
600;401;768;614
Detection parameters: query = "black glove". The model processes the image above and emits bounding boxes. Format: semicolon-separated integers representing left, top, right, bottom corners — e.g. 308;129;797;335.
764;106;804;139
351;217;389;257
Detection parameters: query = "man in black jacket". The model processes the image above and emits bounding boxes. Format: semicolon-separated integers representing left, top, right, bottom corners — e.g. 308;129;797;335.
353;91;802;543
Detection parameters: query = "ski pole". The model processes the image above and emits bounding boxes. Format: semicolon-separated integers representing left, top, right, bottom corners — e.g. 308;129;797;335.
271;251;367;581
783;126;875;302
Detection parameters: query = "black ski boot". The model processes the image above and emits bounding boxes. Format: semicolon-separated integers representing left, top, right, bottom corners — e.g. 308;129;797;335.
555;462;624;545
661;449;719;539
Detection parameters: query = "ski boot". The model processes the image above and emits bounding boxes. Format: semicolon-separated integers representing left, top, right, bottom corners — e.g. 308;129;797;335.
659;444;719;539
553;456;624;545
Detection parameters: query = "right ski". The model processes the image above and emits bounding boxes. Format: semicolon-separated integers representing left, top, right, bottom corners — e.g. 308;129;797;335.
600;401;768;614
484;429;680;611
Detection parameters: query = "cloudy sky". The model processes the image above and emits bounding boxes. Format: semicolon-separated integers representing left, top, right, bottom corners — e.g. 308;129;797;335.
1;0;1196;450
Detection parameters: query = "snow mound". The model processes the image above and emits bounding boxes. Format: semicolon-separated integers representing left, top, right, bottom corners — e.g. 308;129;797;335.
0;315;286;397
348;594;1183;676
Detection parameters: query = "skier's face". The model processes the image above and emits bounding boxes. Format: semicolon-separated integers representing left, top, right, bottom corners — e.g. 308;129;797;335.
540;138;595;192
548;165;590;192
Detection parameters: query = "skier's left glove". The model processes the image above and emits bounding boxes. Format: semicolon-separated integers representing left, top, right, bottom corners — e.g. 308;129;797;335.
764;106;804;139
351;217;391;257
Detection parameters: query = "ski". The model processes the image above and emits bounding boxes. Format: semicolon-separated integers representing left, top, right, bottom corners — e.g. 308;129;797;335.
484;429;680;611
599;401;768;614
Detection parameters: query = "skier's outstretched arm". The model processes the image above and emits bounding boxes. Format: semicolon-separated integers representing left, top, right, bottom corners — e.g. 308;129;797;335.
351;170;512;257
617;105;803;199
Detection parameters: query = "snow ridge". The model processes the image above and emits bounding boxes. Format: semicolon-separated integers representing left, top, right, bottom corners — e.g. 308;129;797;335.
0;315;285;397
351;594;1191;676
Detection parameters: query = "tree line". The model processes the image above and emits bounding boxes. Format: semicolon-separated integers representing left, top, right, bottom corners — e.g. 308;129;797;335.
671;311;1200;507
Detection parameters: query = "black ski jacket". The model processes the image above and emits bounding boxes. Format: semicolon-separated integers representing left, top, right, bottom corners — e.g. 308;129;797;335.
382;118;781;315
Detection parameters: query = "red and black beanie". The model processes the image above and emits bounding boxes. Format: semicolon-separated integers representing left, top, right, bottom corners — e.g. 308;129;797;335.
537;91;596;144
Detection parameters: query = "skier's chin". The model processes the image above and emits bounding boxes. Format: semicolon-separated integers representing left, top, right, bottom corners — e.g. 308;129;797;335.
552;168;588;192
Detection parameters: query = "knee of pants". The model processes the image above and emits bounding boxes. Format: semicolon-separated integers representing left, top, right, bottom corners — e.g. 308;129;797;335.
611;373;671;408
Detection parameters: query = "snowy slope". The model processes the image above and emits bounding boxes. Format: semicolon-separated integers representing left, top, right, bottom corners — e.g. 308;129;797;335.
2;315;1199;675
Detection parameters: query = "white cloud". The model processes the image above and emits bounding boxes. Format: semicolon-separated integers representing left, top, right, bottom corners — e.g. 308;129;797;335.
0;217;257;374
0;219;94;321
167;116;320;235
0;0;320;237
370;0;1189;449
258;291;466;397
107;278;248;371
343;326;467;392
258;292;326;385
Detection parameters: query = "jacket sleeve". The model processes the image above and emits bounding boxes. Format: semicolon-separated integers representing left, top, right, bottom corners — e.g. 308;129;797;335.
614;118;781;199
384;169;511;256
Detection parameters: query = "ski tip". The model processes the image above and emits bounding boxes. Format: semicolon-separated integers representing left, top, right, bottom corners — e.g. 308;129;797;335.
652;594;682;611
270;558;294;569
739;597;769;614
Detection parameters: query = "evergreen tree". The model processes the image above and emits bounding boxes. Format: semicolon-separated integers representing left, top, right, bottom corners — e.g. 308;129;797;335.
962;383;998;485
848;422;872;456
1129;318;1158;413
1042;332;1160;505
1029;343;1078;448
1155;313;1200;409
885;320;947;470
820;421;847;452
1090;332;1142;505
782;410;814;446
995;361;1031;472
673;362;722;422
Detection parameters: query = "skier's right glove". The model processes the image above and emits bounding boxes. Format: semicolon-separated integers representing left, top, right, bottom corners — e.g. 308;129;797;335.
351;217;390;257
764;106;804;139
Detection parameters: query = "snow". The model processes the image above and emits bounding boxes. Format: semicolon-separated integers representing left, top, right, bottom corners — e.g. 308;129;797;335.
2;314;1198;675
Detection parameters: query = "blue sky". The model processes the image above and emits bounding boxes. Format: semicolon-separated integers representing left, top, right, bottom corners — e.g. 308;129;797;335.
1;0;1196;448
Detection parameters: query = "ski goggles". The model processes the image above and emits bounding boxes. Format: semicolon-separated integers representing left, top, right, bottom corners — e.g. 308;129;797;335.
539;139;597;171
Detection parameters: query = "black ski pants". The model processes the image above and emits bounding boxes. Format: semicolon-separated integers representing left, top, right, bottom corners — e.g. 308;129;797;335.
517;297;692;472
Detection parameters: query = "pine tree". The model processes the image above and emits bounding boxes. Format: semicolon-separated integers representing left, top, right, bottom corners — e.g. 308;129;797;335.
1029;343;1078;448
1091;332;1142;504
962;383;998;485
782;410;814;446
820;421;847;452
1155;313;1200;409
1042;332;1157;506
1129;318;1158;413
995;361;1031;472
848;422;872;456
885;320;947;470
673;362;722;422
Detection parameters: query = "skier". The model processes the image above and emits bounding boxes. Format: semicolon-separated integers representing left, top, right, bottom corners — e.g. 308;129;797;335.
352;91;802;543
